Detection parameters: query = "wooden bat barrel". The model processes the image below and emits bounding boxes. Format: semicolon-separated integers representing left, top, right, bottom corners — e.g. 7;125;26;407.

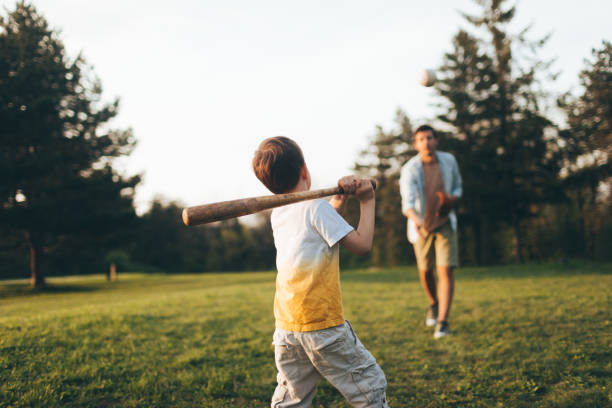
182;180;376;226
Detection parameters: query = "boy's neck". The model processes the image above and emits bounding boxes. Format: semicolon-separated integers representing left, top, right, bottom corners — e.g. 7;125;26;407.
288;178;310;193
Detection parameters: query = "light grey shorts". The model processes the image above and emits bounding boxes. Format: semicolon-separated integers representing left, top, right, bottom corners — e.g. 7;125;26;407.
271;320;390;408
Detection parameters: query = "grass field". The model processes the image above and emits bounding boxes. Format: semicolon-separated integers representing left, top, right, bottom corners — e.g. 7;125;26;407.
1;263;611;407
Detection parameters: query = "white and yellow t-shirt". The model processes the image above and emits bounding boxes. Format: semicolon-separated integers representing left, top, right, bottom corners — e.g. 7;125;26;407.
271;199;354;332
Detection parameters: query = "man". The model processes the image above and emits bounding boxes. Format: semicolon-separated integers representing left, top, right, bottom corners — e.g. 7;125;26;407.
399;125;462;339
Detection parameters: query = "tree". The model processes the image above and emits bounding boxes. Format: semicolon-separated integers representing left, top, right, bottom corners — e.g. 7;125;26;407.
560;40;612;182
131;200;203;272
130;200;276;273
0;2;138;286
563;41;612;160
556;40;612;258
435;29;502;264
350;110;415;267
435;0;562;263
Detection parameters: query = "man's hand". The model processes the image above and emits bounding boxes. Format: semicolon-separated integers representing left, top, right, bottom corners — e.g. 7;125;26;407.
415;218;428;238
436;192;458;217
406;208;427;238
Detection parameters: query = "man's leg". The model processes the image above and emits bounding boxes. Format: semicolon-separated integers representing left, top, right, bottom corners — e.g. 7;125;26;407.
418;268;438;306
413;232;437;305
433;224;459;338
436;266;454;322
413;231;438;326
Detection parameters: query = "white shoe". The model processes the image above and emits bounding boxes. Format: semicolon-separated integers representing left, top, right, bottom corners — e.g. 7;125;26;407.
426;303;438;327
434;321;450;339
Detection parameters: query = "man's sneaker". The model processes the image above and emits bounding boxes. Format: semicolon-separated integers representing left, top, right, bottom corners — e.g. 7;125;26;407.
434;321;450;339
426;303;438;327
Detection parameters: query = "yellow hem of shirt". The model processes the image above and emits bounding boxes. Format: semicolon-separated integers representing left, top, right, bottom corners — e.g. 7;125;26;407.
275;317;346;332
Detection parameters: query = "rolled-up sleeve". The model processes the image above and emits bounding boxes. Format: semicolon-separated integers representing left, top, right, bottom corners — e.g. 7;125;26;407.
450;155;462;198
399;165;417;214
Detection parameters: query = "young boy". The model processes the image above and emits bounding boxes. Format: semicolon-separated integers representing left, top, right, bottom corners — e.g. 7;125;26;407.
252;136;390;408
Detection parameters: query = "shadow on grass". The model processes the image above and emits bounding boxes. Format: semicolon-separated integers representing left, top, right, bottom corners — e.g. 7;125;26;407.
341;261;611;283
0;283;104;298
0;273;274;300
2;262;609;298
458;261;611;280
342;268;418;284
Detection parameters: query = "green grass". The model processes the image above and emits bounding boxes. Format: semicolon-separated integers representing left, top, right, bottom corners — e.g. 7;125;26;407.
1;263;611;407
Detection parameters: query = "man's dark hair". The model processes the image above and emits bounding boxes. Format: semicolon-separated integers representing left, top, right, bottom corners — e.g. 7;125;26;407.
252;136;305;194
414;124;437;139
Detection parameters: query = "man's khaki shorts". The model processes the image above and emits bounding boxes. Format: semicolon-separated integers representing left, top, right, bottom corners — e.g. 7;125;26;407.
271;321;389;408
412;222;458;270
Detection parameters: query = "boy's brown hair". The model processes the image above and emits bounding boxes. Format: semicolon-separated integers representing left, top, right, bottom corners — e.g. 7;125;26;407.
252;136;305;194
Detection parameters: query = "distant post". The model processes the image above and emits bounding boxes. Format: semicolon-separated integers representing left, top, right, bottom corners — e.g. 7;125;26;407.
109;263;117;282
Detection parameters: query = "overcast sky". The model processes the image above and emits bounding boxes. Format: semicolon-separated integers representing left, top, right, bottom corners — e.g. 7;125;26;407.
3;1;610;213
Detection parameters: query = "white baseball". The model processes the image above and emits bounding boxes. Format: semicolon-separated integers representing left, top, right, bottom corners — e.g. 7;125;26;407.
419;69;436;87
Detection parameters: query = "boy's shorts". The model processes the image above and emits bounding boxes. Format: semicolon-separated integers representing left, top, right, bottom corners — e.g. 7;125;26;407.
271;320;389;408
412;222;458;270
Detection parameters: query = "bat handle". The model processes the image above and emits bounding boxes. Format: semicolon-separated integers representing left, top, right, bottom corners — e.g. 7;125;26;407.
337;179;377;194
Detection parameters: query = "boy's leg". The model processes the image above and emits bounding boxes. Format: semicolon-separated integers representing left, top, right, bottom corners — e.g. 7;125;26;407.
305;322;390;408
272;330;321;408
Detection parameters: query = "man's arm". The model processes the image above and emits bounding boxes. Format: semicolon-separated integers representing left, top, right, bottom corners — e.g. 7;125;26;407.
405;208;422;228
450;155;462;198
400;163;427;238
399;165;416;217
339;178;375;255
437;155;462;216
405;208;427;238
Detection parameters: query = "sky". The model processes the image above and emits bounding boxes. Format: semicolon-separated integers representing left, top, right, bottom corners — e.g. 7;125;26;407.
2;0;611;213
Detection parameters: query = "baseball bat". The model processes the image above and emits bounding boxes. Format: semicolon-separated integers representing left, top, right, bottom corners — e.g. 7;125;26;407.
182;179;376;226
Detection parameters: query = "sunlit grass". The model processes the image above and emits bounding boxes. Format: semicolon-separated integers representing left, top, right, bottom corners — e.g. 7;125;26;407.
1;263;610;407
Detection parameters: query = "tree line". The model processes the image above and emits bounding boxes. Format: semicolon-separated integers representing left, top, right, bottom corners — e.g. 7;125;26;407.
348;1;610;267
1;1;610;286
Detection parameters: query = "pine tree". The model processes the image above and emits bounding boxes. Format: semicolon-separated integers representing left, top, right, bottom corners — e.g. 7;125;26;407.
351;110;415;267
561;40;612;171
0;3;138;286
557;41;612;258
436;0;561;263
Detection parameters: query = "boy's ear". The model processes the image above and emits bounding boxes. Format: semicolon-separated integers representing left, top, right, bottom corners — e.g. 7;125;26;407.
301;163;311;189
